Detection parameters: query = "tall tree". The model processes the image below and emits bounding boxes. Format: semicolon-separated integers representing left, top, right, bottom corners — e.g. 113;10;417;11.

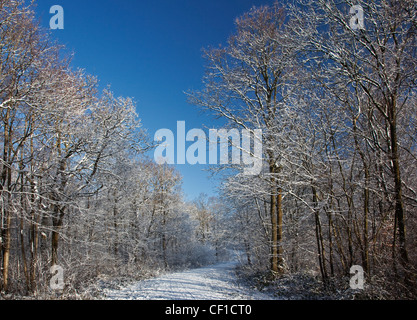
188;3;305;275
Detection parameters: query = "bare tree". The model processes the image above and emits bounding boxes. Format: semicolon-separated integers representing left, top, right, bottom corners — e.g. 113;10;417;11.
188;3;309;275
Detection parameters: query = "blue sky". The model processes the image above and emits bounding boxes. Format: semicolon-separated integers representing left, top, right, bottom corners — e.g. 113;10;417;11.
34;0;275;201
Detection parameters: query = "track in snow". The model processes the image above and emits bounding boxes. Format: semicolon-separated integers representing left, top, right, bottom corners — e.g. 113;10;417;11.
103;262;275;300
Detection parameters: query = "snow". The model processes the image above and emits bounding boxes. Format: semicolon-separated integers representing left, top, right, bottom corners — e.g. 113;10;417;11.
103;262;276;300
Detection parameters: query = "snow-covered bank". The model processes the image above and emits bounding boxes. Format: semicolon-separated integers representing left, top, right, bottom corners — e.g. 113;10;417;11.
102;262;276;300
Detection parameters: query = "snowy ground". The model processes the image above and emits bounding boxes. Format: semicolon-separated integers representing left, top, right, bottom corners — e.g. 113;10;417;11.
102;262;276;300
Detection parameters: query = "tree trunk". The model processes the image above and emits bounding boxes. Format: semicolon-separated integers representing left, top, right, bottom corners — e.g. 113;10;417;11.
51;223;61;266
20;212;30;293
29;212;39;293
363;164;370;274
1;210;12;292
276;187;284;273
244;239;252;266
51;205;65;266
388;99;410;279
312;186;328;283
269;164;279;274
1;107;11;292
19;152;30;293
353;118;370;274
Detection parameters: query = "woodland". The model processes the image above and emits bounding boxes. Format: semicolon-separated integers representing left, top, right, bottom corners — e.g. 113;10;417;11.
1;0;416;299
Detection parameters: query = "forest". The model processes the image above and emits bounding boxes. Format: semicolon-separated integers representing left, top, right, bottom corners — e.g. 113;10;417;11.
1;0;416;299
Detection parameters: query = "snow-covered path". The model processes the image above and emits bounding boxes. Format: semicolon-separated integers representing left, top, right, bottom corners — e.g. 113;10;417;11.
103;262;275;300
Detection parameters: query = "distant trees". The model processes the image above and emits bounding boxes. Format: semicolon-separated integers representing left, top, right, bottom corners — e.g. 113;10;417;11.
190;0;417;296
189;193;231;260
